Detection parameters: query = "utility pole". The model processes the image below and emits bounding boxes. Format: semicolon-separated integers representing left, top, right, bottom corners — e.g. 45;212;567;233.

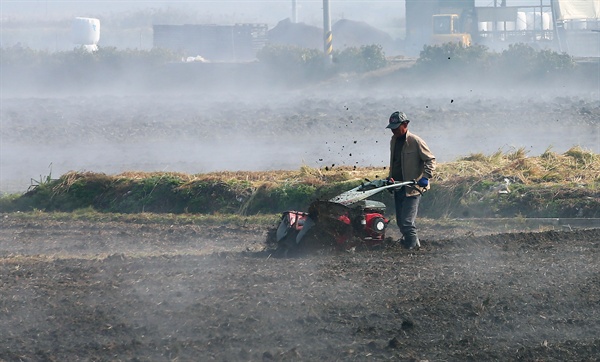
292;0;298;23
323;0;332;63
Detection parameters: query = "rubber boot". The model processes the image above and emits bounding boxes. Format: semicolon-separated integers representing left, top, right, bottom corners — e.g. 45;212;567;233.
402;234;420;250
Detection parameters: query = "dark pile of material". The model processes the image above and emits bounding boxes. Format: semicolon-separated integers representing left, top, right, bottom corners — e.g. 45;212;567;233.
268;18;396;52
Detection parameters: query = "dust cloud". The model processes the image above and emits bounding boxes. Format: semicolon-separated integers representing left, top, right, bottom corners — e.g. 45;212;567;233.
1;4;599;362
1;80;599;194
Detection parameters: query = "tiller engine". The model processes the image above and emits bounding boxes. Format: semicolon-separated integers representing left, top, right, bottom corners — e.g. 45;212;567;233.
271;179;416;255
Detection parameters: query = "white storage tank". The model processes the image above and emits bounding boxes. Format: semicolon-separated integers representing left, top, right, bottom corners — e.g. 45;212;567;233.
517;12;528;31
542;12;552;30
72;17;100;51
526;12;536;30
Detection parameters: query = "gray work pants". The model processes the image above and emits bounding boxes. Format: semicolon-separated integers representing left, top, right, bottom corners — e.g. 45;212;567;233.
394;188;421;243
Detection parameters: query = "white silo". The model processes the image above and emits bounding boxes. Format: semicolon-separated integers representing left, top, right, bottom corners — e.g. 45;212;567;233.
72;17;101;52
542;12;552;30
517;12;528;31
526;12;535;30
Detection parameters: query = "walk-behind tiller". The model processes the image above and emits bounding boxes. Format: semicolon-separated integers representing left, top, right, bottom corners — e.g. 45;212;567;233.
269;179;416;256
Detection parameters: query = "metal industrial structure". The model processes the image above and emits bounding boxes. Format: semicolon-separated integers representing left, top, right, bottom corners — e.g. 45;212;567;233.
151;1;598;61
405;0;599;57
153;24;268;62
551;0;600;56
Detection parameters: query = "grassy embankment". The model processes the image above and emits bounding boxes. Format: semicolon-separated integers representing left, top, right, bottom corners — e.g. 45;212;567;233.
1;147;598;225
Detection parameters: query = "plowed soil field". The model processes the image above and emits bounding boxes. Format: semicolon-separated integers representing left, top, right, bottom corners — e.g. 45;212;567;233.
2;64;599;361
1;216;599;361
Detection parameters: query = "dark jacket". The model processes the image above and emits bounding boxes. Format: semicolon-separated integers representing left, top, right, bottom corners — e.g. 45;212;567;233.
389;130;436;197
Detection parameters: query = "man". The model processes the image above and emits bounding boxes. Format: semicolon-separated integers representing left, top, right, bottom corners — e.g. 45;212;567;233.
386;111;436;250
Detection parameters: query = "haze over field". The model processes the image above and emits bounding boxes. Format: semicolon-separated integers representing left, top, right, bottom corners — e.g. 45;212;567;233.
1;0;598;194
0;4;599;360
1;87;599;193
1;0;549;50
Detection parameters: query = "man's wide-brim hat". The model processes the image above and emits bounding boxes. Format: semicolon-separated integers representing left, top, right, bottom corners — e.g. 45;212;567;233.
386;111;410;129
